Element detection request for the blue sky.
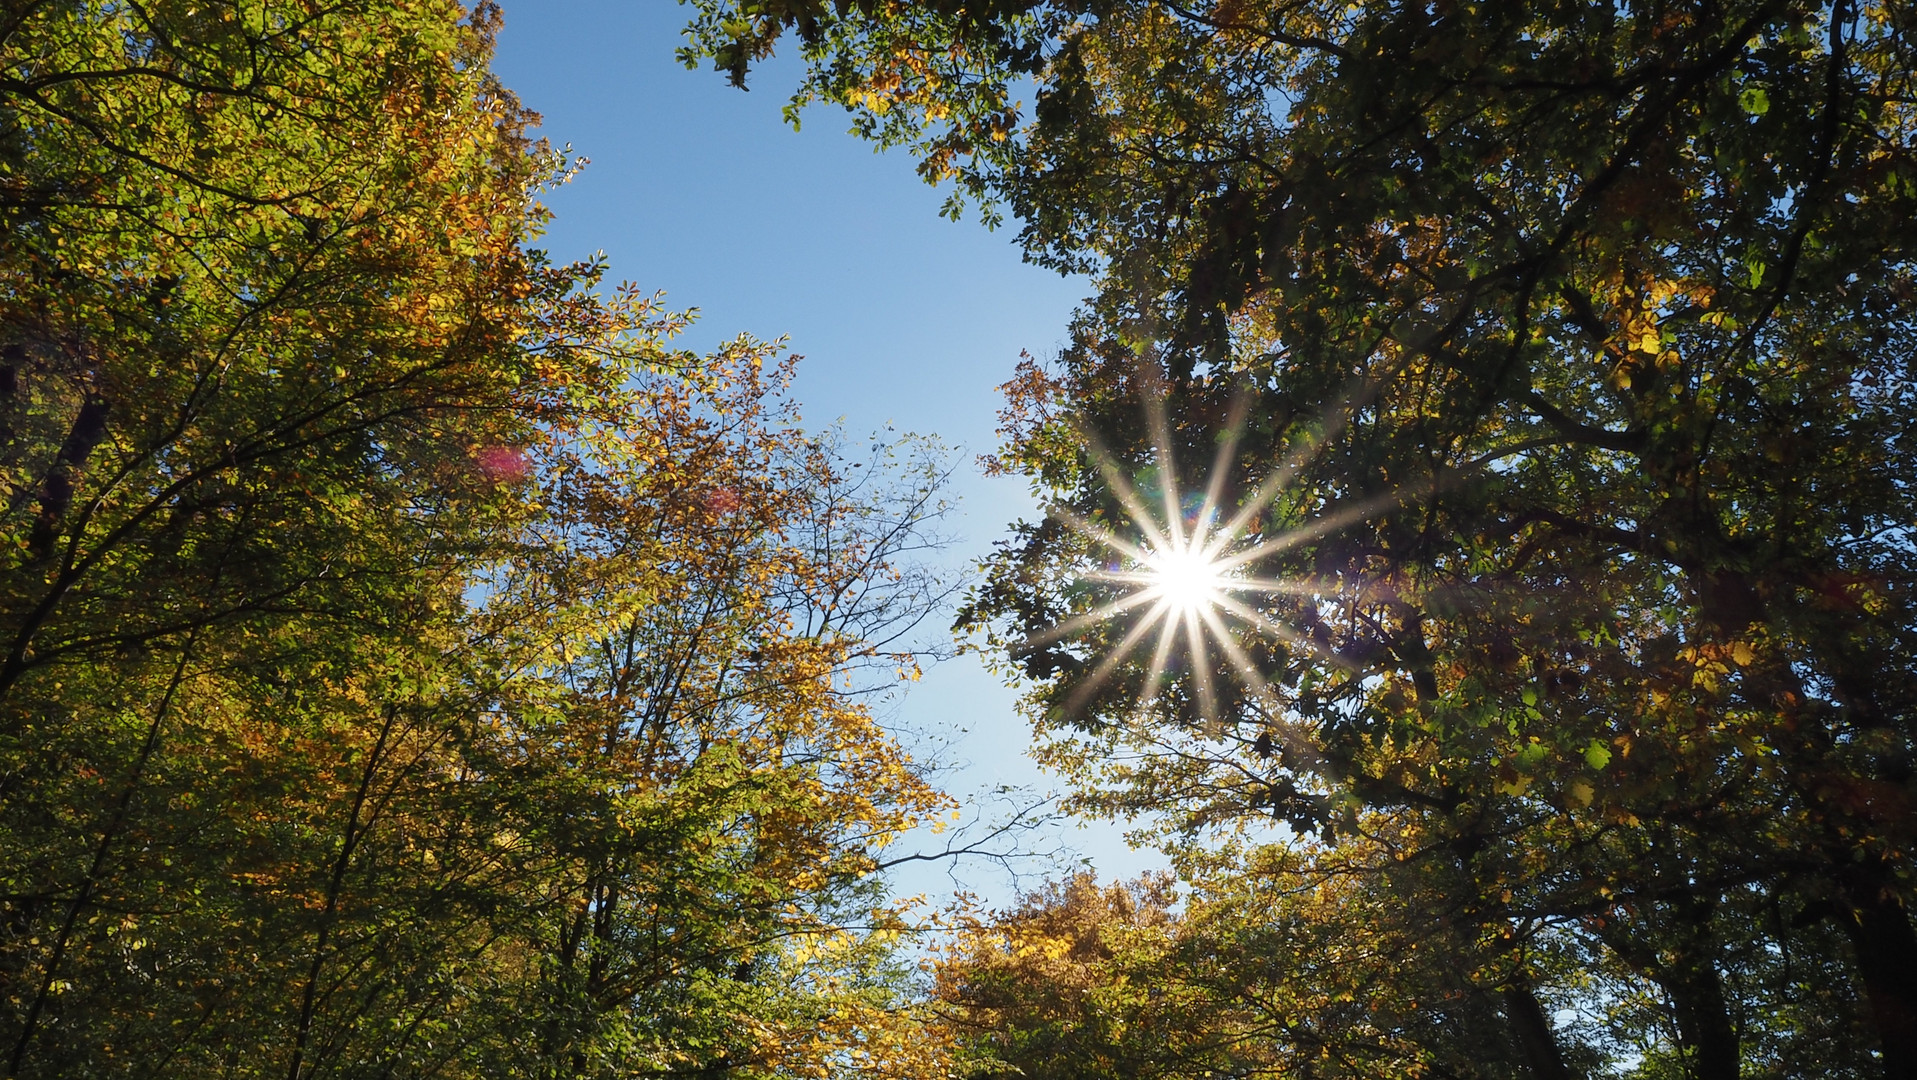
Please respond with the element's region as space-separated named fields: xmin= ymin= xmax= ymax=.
xmin=492 ymin=0 xmax=1164 ymax=899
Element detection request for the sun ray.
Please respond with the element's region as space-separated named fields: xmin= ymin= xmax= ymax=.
xmin=1214 ymin=575 xmax=1327 ymax=598
xmin=1133 ymin=608 xmax=1182 ymax=721
xmin=1083 ymin=570 xmax=1168 ymax=587
xmin=1195 ymin=604 xmax=1324 ymax=767
xmin=1195 ymin=388 xmax=1252 ymax=540
xmin=1021 ymin=587 xmax=1166 ymax=650
xmin=1195 ymin=603 xmax=1279 ymax=710
xmin=1182 ymin=599 xmax=1221 ymax=731
xmin=1210 ymin=484 xmax=1418 ymax=574
xmin=1201 ymin=380 xmax=1373 ymax=560
xmin=1140 ymin=367 xmax=1188 ymax=550
xmin=1211 ymin=592 xmax=1360 ymax=672
xmin=1048 ymin=501 xmax=1156 ymax=566
xmin=1061 ymin=594 xmax=1179 ymax=718
xmin=1078 ymin=424 xmax=1177 ymax=553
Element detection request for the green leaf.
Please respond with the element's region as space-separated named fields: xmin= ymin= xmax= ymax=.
xmin=1584 ymin=740 xmax=1613 ymax=771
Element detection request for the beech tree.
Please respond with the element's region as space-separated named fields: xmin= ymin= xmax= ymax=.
xmin=0 ymin=3 xmax=566 ymax=1070
xmin=0 ymin=3 xmax=959 ymax=1078
xmin=937 ymin=856 xmax=1875 ymax=1079
xmin=470 ymin=325 xmax=959 ymax=1080
xmin=684 ymin=0 xmax=1917 ymax=1075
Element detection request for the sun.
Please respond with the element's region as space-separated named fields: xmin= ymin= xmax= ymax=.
xmin=1143 ymin=542 xmax=1232 ymax=615
xmin=1023 ymin=377 xmax=1395 ymax=732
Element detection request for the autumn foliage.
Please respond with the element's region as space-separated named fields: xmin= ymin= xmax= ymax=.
xmin=0 ymin=3 xmax=954 ymax=1078
xmin=687 ymin=0 xmax=1917 ymax=1077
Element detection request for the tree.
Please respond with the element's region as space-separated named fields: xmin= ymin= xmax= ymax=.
xmin=931 ymin=873 xmax=1197 ymax=1080
xmin=469 ymin=324 xmax=961 ymax=1080
xmin=0 ymin=2 xmax=569 ymax=1071
xmin=938 ymin=848 xmax=1878 ymax=1080
xmin=0 ymin=3 xmax=964 ymax=1077
xmin=682 ymin=0 xmax=1917 ymax=1074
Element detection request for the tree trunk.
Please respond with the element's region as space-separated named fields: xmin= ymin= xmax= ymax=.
xmin=1840 ymin=883 xmax=1917 ymax=1080
xmin=25 ymin=395 xmax=107 ymax=561
xmin=1500 ymin=983 xmax=1572 ymax=1080
xmin=1666 ymin=952 xmax=1739 ymax=1080
xmin=1596 ymin=910 xmax=1741 ymax=1080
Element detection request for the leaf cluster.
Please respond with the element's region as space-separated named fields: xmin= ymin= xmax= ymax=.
xmin=683 ymin=0 xmax=1917 ymax=1075
xmin=0 ymin=4 xmax=963 ymax=1078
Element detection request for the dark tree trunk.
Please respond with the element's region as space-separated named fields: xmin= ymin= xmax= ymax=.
xmin=1839 ymin=883 xmax=1917 ymax=1080
xmin=1500 ymin=983 xmax=1572 ymax=1080
xmin=1667 ymin=953 xmax=1740 ymax=1080
xmin=26 ymin=394 xmax=107 ymax=560
xmin=0 ymin=343 xmax=20 ymax=455
xmin=1597 ymin=909 xmax=1741 ymax=1080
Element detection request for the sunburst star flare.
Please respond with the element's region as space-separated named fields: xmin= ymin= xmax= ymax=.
xmin=1143 ymin=542 xmax=1233 ymax=615
xmin=1029 ymin=380 xmax=1341 ymax=733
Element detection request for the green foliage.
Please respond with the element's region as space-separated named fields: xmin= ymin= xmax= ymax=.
xmin=0 ymin=3 xmax=955 ymax=1078
xmin=685 ymin=0 xmax=1917 ymax=1075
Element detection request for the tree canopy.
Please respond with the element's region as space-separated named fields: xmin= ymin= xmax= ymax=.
xmin=0 ymin=3 xmax=961 ymax=1077
xmin=682 ymin=0 xmax=1917 ymax=1076
xmin=9 ymin=0 xmax=1916 ymax=1073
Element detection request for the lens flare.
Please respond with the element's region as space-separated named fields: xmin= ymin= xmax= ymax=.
xmin=1143 ymin=542 xmax=1231 ymax=615
xmin=1024 ymin=375 xmax=1396 ymax=736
